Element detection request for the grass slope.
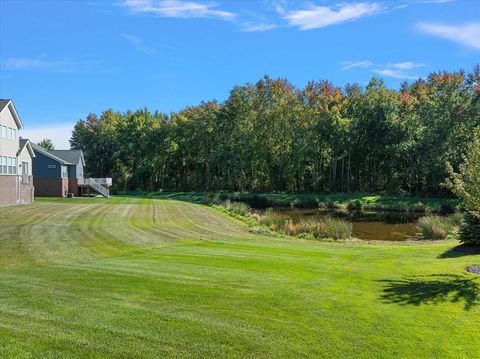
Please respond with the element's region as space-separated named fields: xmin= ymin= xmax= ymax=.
xmin=0 ymin=197 xmax=479 ymax=358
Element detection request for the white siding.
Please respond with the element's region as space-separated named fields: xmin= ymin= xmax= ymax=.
xmin=0 ymin=104 xmax=20 ymax=159
xmin=18 ymin=145 xmax=32 ymax=175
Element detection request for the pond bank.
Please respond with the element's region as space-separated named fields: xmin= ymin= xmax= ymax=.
xmin=122 ymin=191 xmax=460 ymax=214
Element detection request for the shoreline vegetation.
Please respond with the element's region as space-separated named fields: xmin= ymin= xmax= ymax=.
xmin=219 ymin=200 xmax=353 ymax=240
xmin=218 ymin=200 xmax=463 ymax=242
xmin=115 ymin=191 xmax=461 ymax=241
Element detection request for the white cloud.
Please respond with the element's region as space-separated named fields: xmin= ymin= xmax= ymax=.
xmin=342 ymin=60 xmax=426 ymax=79
xmin=240 ymin=22 xmax=276 ymax=32
xmin=1 ymin=56 xmax=102 ymax=73
xmin=373 ymin=68 xmax=418 ymax=79
xmin=341 ymin=60 xmax=374 ymax=70
xmin=22 ymin=123 xmax=76 ymax=150
xmin=118 ymin=0 xmax=235 ymax=20
xmin=417 ymin=22 xmax=480 ymax=50
xmin=282 ymin=2 xmax=381 ymax=30
xmin=389 ymin=61 xmax=425 ymax=70
xmin=121 ymin=33 xmax=155 ymax=55
xmin=417 ymin=0 xmax=454 ymax=3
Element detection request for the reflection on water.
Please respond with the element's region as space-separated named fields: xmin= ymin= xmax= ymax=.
xmin=265 ymin=208 xmax=423 ymax=241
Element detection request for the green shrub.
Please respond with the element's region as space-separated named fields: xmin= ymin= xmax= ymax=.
xmin=223 ymin=200 xmax=251 ymax=217
xmin=257 ymin=210 xmax=352 ymax=240
xmin=450 ymin=212 xmax=464 ymax=227
xmin=459 ymin=210 xmax=480 ymax=245
xmin=259 ymin=209 xmax=286 ymax=230
xmin=347 ymin=200 xmax=363 ymax=211
xmin=326 ymin=201 xmax=338 ymax=209
xmin=304 ymin=217 xmax=352 ymax=240
xmin=417 ymin=215 xmax=460 ymax=240
xmin=283 ymin=219 xmax=306 ymax=235
xmin=412 ymin=202 xmax=427 ymax=213
xmin=290 ymin=198 xmax=319 ymax=208
xmin=439 ymin=203 xmax=456 ymax=215
xmin=290 ymin=199 xmax=301 ymax=208
xmin=318 ymin=202 xmax=328 ymax=210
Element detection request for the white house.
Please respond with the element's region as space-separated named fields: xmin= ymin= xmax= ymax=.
xmin=0 ymin=99 xmax=35 ymax=206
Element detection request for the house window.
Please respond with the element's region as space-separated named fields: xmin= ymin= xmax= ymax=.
xmin=0 ymin=125 xmax=5 ymax=138
xmin=61 ymin=166 xmax=68 ymax=178
xmin=48 ymin=165 xmax=56 ymax=169
xmin=12 ymin=128 xmax=16 ymax=140
xmin=0 ymin=156 xmax=6 ymax=174
xmin=22 ymin=161 xmax=29 ymax=175
xmin=6 ymin=157 xmax=17 ymax=174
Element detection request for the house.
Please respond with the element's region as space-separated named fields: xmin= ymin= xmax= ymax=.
xmin=0 ymin=99 xmax=35 ymax=206
xmin=31 ymin=144 xmax=111 ymax=198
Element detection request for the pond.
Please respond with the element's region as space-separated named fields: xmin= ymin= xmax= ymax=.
xmin=260 ymin=208 xmax=424 ymax=241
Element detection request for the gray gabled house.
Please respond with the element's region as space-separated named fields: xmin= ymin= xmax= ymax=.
xmin=31 ymin=143 xmax=111 ymax=197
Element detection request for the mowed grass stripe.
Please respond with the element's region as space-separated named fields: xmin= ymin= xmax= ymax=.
xmin=0 ymin=197 xmax=479 ymax=358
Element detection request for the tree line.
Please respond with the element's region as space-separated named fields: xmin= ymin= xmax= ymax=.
xmin=70 ymin=66 xmax=480 ymax=195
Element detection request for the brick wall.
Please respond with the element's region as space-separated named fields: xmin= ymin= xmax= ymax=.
xmin=68 ymin=178 xmax=78 ymax=196
xmin=19 ymin=182 xmax=34 ymax=204
xmin=34 ymin=178 xmax=69 ymax=197
xmin=0 ymin=176 xmax=17 ymax=206
xmin=0 ymin=176 xmax=35 ymax=206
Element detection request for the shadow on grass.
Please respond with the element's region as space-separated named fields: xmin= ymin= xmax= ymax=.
xmin=378 ymin=274 xmax=479 ymax=310
xmin=438 ymin=244 xmax=480 ymax=259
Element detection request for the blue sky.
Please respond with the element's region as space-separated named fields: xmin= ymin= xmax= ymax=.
xmin=0 ymin=0 xmax=479 ymax=148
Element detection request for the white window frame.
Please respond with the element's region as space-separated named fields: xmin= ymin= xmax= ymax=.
xmin=1 ymin=156 xmax=6 ymax=174
xmin=22 ymin=161 xmax=29 ymax=175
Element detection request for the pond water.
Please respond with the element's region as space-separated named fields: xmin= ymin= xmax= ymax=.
xmin=262 ymin=208 xmax=424 ymax=241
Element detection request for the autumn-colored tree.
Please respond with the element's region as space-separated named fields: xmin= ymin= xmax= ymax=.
xmin=70 ymin=66 xmax=480 ymax=197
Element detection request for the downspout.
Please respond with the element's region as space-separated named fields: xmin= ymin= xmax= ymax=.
xmin=16 ymin=168 xmax=19 ymax=204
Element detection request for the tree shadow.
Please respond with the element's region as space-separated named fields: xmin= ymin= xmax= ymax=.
xmin=438 ymin=244 xmax=480 ymax=259
xmin=378 ymin=274 xmax=479 ymax=310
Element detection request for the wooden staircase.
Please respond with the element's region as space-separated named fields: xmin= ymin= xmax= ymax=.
xmin=85 ymin=178 xmax=110 ymax=198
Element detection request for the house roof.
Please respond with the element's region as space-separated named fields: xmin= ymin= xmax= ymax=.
xmin=49 ymin=150 xmax=85 ymax=166
xmin=0 ymin=99 xmax=9 ymax=111
xmin=0 ymin=99 xmax=24 ymax=129
xmin=31 ymin=143 xmax=69 ymax=165
xmin=18 ymin=138 xmax=36 ymax=158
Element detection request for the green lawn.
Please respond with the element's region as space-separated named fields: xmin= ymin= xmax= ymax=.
xmin=0 ymin=196 xmax=478 ymax=358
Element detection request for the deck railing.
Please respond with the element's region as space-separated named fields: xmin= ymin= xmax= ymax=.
xmin=85 ymin=178 xmax=110 ymax=198
xmin=77 ymin=177 xmax=111 ymax=198
xmin=77 ymin=177 xmax=112 ymax=187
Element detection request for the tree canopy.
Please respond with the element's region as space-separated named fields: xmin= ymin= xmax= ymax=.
xmin=38 ymin=138 xmax=54 ymax=150
xmin=71 ymin=66 xmax=480 ymax=195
